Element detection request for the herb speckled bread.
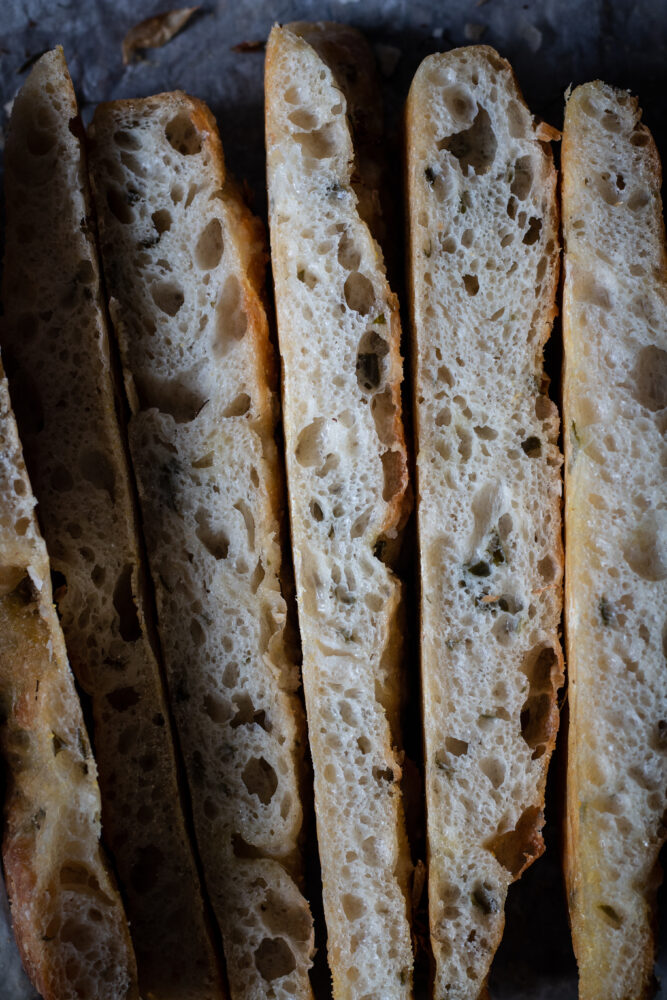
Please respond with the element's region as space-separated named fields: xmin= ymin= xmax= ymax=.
xmin=562 ymin=81 xmax=667 ymax=1000
xmin=88 ymin=91 xmax=314 ymax=1000
xmin=266 ymin=22 xmax=414 ymax=999
xmin=406 ymin=46 xmax=564 ymax=997
xmin=0 ymin=357 xmax=138 ymax=1000
xmin=0 ymin=47 xmax=225 ymax=1000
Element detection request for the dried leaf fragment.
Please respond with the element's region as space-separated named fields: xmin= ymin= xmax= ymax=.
xmin=122 ymin=7 xmax=199 ymax=65
xmin=231 ymin=39 xmax=266 ymax=53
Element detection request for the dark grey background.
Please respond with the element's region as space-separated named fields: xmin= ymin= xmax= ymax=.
xmin=1 ymin=1 xmax=666 ymax=998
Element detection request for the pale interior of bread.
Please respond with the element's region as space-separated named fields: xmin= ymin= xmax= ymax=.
xmin=0 ymin=46 xmax=224 ymax=1000
xmin=563 ymin=80 xmax=667 ymax=1000
xmin=407 ymin=46 xmax=564 ymax=997
xmin=88 ymin=92 xmax=314 ymax=1000
xmin=266 ymin=23 xmax=414 ymax=1000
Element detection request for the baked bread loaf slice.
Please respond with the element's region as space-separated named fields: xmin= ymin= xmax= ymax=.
xmin=406 ymin=46 xmax=564 ymax=996
xmin=0 ymin=356 xmax=138 ymax=1000
xmin=266 ymin=22 xmax=414 ymax=998
xmin=0 ymin=48 xmax=224 ymax=1000
xmin=562 ymin=82 xmax=667 ymax=1000
xmin=88 ymin=92 xmax=314 ymax=1000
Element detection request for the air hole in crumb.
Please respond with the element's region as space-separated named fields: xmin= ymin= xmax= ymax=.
xmin=295 ymin=418 xmax=326 ymax=467
xmin=135 ymin=370 xmax=206 ymax=423
xmin=203 ymin=693 xmax=231 ymax=725
xmin=622 ymin=514 xmax=667 ymax=581
xmin=344 ymin=272 xmax=375 ymax=315
xmin=474 ymin=425 xmax=497 ymax=440
xmin=598 ymin=903 xmax=623 ymax=928
xmin=112 ymin=565 xmax=141 ymax=642
xmin=288 ymin=108 xmax=318 ymax=130
xmin=537 ymin=555 xmax=556 ymax=582
xmin=114 ymin=130 xmax=141 ymax=151
xmin=480 ymin=757 xmax=505 ymax=789
xmin=151 ymin=281 xmax=184 ymax=316
xmin=195 ymin=217 xmax=224 ymax=270
xmin=356 ymin=330 xmax=388 ymax=391
xmin=520 ymin=645 xmax=558 ymax=755
xmin=192 ymin=451 xmax=214 ymax=469
xmin=578 ymin=273 xmax=612 ymax=309
xmin=445 ymin=736 xmax=468 ymax=756
xmin=222 ymin=393 xmax=251 ymax=417
xmin=195 ymin=508 xmax=229 ymax=560
xmin=242 ymin=756 xmax=278 ymax=804
xmin=342 ymin=894 xmax=366 ymax=921
xmin=254 ymin=937 xmax=296 ymax=982
xmin=522 ymin=217 xmax=542 ymax=246
xmin=165 ymin=112 xmax=202 ymax=155
xmin=440 ymin=84 xmax=476 ymax=123
xmin=338 ymin=232 xmax=362 ymax=270
xmin=214 ymin=274 xmax=247 ymax=354
xmin=521 ymin=436 xmax=541 ymax=457
xmin=510 ymin=155 xmax=533 ymax=200
xmin=295 ymin=125 xmax=335 ymax=159
xmin=310 ymin=500 xmax=324 ymax=522
xmin=487 ymin=804 xmax=542 ymax=877
xmin=463 ymin=274 xmax=479 ymax=296
xmin=151 ymin=209 xmax=171 ymax=234
xmin=438 ymin=107 xmax=497 ymax=176
xmin=630 ymin=346 xmax=667 ymax=412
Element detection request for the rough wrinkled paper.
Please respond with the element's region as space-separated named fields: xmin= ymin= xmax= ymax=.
xmin=1 ymin=1 xmax=665 ymax=998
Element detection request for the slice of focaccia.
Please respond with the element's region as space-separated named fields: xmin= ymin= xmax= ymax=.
xmin=406 ymin=46 xmax=564 ymax=997
xmin=562 ymin=82 xmax=667 ymax=1000
xmin=0 ymin=357 xmax=138 ymax=1000
xmin=88 ymin=92 xmax=314 ymax=1000
xmin=0 ymin=47 xmax=224 ymax=1000
xmin=266 ymin=22 xmax=414 ymax=999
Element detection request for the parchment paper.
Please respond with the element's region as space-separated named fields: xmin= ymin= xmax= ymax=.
xmin=1 ymin=2 xmax=666 ymax=998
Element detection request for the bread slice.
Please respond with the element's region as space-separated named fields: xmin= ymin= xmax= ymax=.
xmin=406 ymin=46 xmax=564 ymax=996
xmin=562 ymin=82 xmax=667 ymax=1000
xmin=0 ymin=355 xmax=138 ymax=1000
xmin=266 ymin=23 xmax=414 ymax=998
xmin=0 ymin=48 xmax=225 ymax=1000
xmin=87 ymin=92 xmax=314 ymax=999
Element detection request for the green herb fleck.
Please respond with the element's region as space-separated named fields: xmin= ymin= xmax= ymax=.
xmin=373 ymin=313 xmax=386 ymax=325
